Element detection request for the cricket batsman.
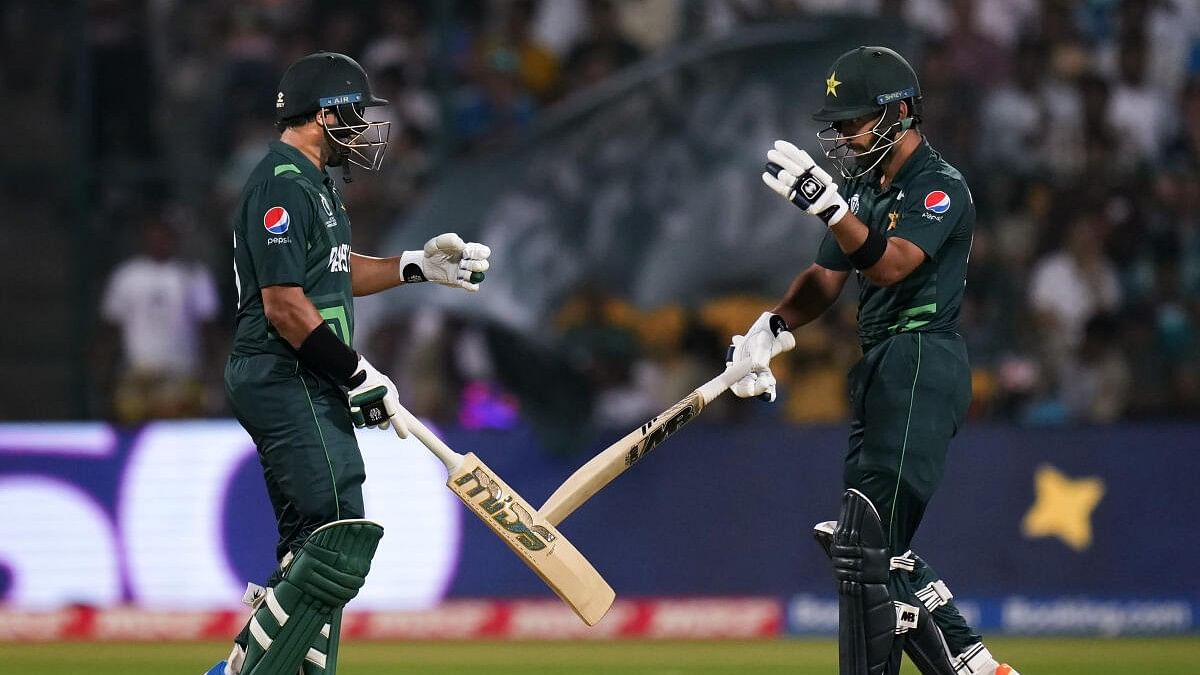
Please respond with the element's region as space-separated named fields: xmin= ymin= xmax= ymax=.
xmin=205 ymin=52 xmax=490 ymax=675
xmin=729 ymin=46 xmax=1019 ymax=675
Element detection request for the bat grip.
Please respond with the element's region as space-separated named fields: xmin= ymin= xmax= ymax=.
xmin=699 ymin=358 xmax=754 ymax=403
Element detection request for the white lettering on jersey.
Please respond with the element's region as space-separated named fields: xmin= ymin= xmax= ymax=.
xmin=328 ymin=244 xmax=350 ymax=273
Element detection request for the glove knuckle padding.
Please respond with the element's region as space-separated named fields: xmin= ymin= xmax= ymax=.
xmin=812 ymin=164 xmax=836 ymax=185
xmin=832 ymin=489 xmax=895 ymax=675
xmin=427 ymin=233 xmax=464 ymax=255
xmin=463 ymin=242 xmax=490 ymax=259
xmin=767 ymin=149 xmax=804 ymax=179
xmin=241 ymin=520 xmax=383 ymax=675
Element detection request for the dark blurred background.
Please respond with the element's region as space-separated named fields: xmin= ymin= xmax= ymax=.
xmin=3 ymin=0 xmax=1200 ymax=446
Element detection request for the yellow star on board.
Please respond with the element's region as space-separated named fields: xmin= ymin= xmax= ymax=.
xmin=1021 ymin=464 xmax=1105 ymax=551
xmin=826 ymin=72 xmax=842 ymax=97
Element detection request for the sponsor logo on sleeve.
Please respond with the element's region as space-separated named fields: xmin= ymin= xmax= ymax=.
xmin=924 ymin=191 xmax=951 ymax=214
xmin=264 ymin=206 xmax=290 ymax=234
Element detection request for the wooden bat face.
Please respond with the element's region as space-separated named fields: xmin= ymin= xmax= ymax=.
xmin=447 ymin=452 xmax=615 ymax=626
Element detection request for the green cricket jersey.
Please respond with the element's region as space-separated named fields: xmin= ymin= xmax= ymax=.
xmin=815 ymin=140 xmax=974 ymax=351
xmin=231 ymin=141 xmax=354 ymax=359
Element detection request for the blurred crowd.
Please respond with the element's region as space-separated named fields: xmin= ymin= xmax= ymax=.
xmin=7 ymin=0 xmax=1200 ymax=430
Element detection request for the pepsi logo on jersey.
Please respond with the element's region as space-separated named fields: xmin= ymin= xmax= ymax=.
xmin=924 ymin=191 xmax=951 ymax=214
xmin=263 ymin=206 xmax=290 ymax=234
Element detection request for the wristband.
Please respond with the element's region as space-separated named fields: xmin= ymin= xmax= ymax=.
xmin=297 ymin=324 xmax=358 ymax=384
xmin=847 ymin=226 xmax=887 ymax=270
xmin=768 ymin=313 xmax=789 ymax=336
xmin=399 ymin=251 xmax=427 ymax=283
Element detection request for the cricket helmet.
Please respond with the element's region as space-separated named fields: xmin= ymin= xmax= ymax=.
xmin=813 ymin=46 xmax=922 ymax=179
xmin=275 ymin=52 xmax=391 ymax=171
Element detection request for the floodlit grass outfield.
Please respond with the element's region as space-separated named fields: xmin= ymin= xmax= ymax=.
xmin=6 ymin=637 xmax=1199 ymax=674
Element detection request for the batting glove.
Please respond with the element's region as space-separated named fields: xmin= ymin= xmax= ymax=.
xmin=729 ymin=312 xmax=797 ymax=402
xmin=399 ymin=233 xmax=491 ymax=291
xmin=347 ymin=355 xmax=410 ymax=438
xmin=762 ymin=140 xmax=849 ymax=226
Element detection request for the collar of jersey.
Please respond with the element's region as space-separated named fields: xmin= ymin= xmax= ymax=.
xmin=269 ymin=140 xmax=331 ymax=186
xmin=887 ymin=139 xmax=934 ymax=190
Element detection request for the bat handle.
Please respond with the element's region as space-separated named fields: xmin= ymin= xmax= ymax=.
xmin=724 ymin=344 xmax=778 ymax=403
xmin=396 ymin=409 xmax=465 ymax=473
xmin=699 ymin=358 xmax=754 ymax=403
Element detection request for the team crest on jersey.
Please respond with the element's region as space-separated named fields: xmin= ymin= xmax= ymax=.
xmin=924 ymin=191 xmax=951 ymax=214
xmin=264 ymin=206 xmax=290 ymax=234
xmin=849 ymin=193 xmax=860 ymax=215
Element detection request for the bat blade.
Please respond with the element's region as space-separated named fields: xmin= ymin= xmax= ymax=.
xmin=448 ymin=452 xmax=615 ymax=625
xmin=538 ymin=355 xmax=776 ymax=526
xmin=539 ymin=389 xmax=708 ymax=526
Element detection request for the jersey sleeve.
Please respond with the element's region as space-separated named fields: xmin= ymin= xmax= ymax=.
xmin=814 ymin=228 xmax=852 ymax=271
xmin=242 ymin=178 xmax=314 ymax=287
xmin=888 ymin=175 xmax=971 ymax=260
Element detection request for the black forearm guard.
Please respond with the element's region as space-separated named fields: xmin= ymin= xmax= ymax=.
xmin=297 ymin=324 xmax=358 ymax=385
xmin=847 ymin=226 xmax=887 ymax=271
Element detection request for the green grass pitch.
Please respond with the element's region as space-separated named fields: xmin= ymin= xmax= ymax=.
xmin=7 ymin=637 xmax=1198 ymax=674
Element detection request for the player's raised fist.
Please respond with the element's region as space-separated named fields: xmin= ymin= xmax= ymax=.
xmin=400 ymin=232 xmax=491 ymax=291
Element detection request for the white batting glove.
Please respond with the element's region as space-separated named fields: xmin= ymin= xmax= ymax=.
xmin=346 ymin=355 xmax=410 ymax=438
xmin=399 ymin=232 xmax=491 ymax=291
xmin=762 ymin=140 xmax=849 ymax=226
xmin=728 ymin=312 xmax=797 ymax=402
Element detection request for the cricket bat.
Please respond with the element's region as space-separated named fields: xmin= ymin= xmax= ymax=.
xmin=538 ymin=358 xmax=756 ymax=526
xmin=397 ymin=409 xmax=615 ymax=626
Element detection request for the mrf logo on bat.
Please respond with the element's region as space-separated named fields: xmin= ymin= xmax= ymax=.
xmin=625 ymin=398 xmax=704 ymax=468
xmin=455 ymin=468 xmax=556 ymax=551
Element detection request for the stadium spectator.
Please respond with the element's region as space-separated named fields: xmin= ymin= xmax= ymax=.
xmin=1028 ymin=210 xmax=1123 ymax=375
xmin=1059 ymin=313 xmax=1131 ymax=423
xmin=94 ymin=217 xmax=221 ymax=423
xmin=475 ymin=0 xmax=562 ymax=103
xmin=456 ymin=47 xmax=538 ymax=151
xmin=563 ymin=0 xmax=643 ymax=93
xmin=980 ymin=38 xmax=1083 ymax=179
xmin=1108 ymin=33 xmax=1168 ymax=168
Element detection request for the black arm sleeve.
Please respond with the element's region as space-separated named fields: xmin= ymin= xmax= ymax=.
xmin=297 ymin=323 xmax=359 ymax=385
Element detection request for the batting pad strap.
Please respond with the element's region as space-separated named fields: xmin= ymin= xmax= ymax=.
xmin=889 ymin=550 xmax=916 ymax=572
xmin=915 ymin=579 xmax=954 ymax=612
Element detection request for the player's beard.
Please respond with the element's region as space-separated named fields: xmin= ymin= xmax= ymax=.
xmin=323 ymin=131 xmax=349 ymax=167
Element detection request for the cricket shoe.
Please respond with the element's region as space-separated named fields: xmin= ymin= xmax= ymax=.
xmin=202 ymin=661 xmax=227 ymax=675
xmin=995 ymin=664 xmax=1020 ymax=675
